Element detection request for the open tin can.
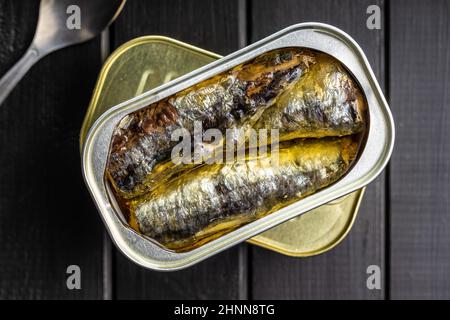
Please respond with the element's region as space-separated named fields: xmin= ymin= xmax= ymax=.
xmin=80 ymin=35 xmax=365 ymax=258
xmin=81 ymin=23 xmax=394 ymax=270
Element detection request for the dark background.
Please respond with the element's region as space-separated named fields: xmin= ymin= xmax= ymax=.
xmin=0 ymin=0 xmax=448 ymax=299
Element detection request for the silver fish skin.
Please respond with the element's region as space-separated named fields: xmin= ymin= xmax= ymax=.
xmin=132 ymin=137 xmax=357 ymax=250
xmin=107 ymin=48 xmax=316 ymax=198
xmin=254 ymin=54 xmax=367 ymax=140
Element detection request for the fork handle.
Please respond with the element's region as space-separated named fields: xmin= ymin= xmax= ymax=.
xmin=0 ymin=45 xmax=41 ymax=106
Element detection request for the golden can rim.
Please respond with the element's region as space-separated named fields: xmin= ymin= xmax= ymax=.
xmin=247 ymin=188 xmax=365 ymax=257
xmin=80 ymin=35 xmax=366 ymax=258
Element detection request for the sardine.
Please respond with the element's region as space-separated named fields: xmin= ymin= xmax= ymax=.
xmin=107 ymin=48 xmax=316 ymax=198
xmin=254 ymin=53 xmax=367 ymax=140
xmin=129 ymin=137 xmax=358 ymax=251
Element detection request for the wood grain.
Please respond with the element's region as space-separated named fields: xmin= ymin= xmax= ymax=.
xmin=249 ymin=0 xmax=386 ymax=299
xmin=0 ymin=0 xmax=104 ymax=299
xmin=389 ymin=0 xmax=450 ymax=299
xmin=112 ymin=0 xmax=246 ymax=299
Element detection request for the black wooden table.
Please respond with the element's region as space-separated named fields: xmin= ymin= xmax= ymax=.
xmin=0 ymin=0 xmax=449 ymax=300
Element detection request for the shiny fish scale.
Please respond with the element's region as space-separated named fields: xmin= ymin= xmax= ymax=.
xmin=134 ymin=138 xmax=354 ymax=247
xmin=172 ymin=75 xmax=242 ymax=131
xmin=254 ymin=54 xmax=366 ymax=139
xmin=110 ymin=123 xmax=179 ymax=189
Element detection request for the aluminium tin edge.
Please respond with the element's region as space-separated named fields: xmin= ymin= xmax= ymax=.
xmin=82 ymin=22 xmax=395 ymax=271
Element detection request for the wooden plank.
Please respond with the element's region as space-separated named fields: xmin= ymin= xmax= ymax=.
xmin=100 ymin=29 xmax=114 ymax=301
xmin=249 ymin=0 xmax=386 ymax=299
xmin=389 ymin=0 xmax=450 ymax=299
xmin=0 ymin=1 xmax=104 ymax=298
xmin=112 ymin=0 xmax=246 ymax=299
